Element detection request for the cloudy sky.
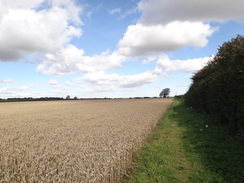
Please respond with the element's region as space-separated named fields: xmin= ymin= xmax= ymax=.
xmin=0 ymin=0 xmax=243 ymax=98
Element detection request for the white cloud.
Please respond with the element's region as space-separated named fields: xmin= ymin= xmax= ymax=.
xmin=0 ymin=89 xmax=31 ymax=98
xmin=0 ymin=0 xmax=221 ymax=78
xmin=50 ymin=84 xmax=67 ymax=91
xmin=156 ymin=55 xmax=214 ymax=73
xmin=37 ymin=45 xmax=126 ymax=75
xmin=65 ymin=81 xmax=72 ymax=86
xmin=1 ymin=79 xmax=12 ymax=83
xmin=142 ymin=56 xmax=157 ymax=64
xmin=121 ymin=71 xmax=158 ymax=88
xmin=1 ymin=0 xmax=44 ymax=9
xmin=37 ymin=19 xmax=215 ymax=75
xmin=51 ymin=0 xmax=83 ymax=25
xmin=83 ymin=85 xmax=115 ymax=94
xmin=0 ymin=0 xmax=82 ymax=61
xmin=1 ymin=0 xmax=83 ymax=24
xmin=118 ymin=22 xmax=216 ymax=56
xmin=109 ymin=8 xmax=121 ymax=15
xmin=48 ymin=82 xmax=68 ymax=95
xmin=0 ymin=86 xmax=29 ymax=97
xmin=47 ymin=79 xmax=70 ymax=95
xmin=48 ymin=79 xmax=58 ymax=85
xmin=138 ymin=0 xmax=244 ymax=25
xmin=86 ymin=3 xmax=102 ymax=19
xmin=0 ymin=87 xmax=10 ymax=95
xmin=75 ymin=71 xmax=158 ymax=90
xmin=118 ymin=7 xmax=138 ymax=19
xmin=14 ymin=86 xmax=29 ymax=91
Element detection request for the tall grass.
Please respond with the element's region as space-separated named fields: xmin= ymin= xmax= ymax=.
xmin=125 ymin=99 xmax=244 ymax=183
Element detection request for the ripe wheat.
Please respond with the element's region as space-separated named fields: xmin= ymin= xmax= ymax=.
xmin=0 ymin=98 xmax=172 ymax=182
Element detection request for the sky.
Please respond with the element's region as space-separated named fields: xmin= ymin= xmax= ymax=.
xmin=0 ymin=0 xmax=244 ymax=99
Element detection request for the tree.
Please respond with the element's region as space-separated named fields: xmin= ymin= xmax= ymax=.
xmin=66 ymin=95 xmax=71 ymax=100
xmin=159 ymin=88 xmax=170 ymax=98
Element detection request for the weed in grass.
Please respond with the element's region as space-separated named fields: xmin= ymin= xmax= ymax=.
xmin=175 ymin=101 xmax=244 ymax=183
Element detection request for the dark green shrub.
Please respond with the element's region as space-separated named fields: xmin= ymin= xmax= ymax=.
xmin=185 ymin=35 xmax=244 ymax=140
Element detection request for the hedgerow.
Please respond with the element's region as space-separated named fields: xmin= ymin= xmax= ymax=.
xmin=185 ymin=35 xmax=244 ymax=140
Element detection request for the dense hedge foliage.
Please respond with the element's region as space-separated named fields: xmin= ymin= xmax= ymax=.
xmin=185 ymin=35 xmax=244 ymax=140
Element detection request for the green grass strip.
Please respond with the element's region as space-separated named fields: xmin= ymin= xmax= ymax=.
xmin=124 ymin=99 xmax=244 ymax=183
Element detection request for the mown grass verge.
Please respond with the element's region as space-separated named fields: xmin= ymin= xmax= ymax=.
xmin=124 ymin=99 xmax=244 ymax=183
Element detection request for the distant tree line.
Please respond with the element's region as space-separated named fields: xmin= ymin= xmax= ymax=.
xmin=185 ymin=35 xmax=244 ymax=140
xmin=0 ymin=96 xmax=163 ymax=102
xmin=0 ymin=97 xmax=65 ymax=102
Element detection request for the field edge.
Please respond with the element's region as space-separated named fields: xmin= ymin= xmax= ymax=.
xmin=123 ymin=99 xmax=244 ymax=183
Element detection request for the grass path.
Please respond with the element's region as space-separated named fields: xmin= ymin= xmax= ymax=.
xmin=124 ymin=99 xmax=244 ymax=183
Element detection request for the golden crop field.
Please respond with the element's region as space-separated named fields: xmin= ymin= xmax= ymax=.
xmin=0 ymin=98 xmax=173 ymax=183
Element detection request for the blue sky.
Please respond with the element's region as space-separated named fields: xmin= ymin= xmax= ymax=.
xmin=0 ymin=0 xmax=244 ymax=98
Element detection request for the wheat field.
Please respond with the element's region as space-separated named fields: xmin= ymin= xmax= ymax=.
xmin=0 ymin=98 xmax=173 ymax=182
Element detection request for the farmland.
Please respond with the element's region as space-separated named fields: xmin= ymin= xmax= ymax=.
xmin=0 ymin=98 xmax=172 ymax=182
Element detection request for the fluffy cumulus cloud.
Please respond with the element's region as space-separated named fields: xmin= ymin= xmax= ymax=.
xmin=118 ymin=22 xmax=216 ymax=56
xmin=75 ymin=71 xmax=158 ymax=93
xmin=156 ymin=55 xmax=214 ymax=73
xmin=113 ymin=0 xmax=232 ymax=83
xmin=0 ymin=0 xmax=82 ymax=61
xmin=117 ymin=0 xmax=244 ymax=58
xmin=37 ymin=45 xmax=126 ymax=75
xmin=138 ymin=0 xmax=244 ymax=25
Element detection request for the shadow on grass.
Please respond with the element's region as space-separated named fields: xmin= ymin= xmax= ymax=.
xmin=172 ymin=101 xmax=244 ymax=183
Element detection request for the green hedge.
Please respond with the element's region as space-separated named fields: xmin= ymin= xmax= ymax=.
xmin=185 ymin=35 xmax=244 ymax=140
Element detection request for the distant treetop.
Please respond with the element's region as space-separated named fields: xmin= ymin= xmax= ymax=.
xmin=159 ymin=88 xmax=170 ymax=98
